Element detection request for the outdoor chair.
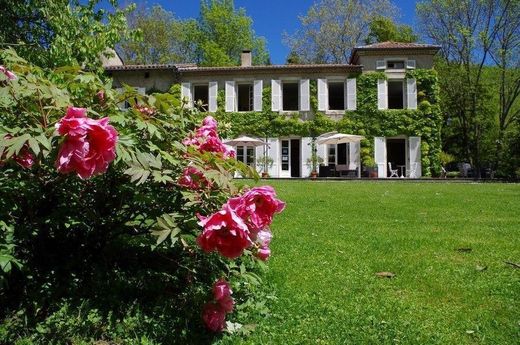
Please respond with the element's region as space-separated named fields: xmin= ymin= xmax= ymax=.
xmin=407 ymin=163 xmax=418 ymax=178
xmin=336 ymin=164 xmax=349 ymax=177
xmin=388 ymin=162 xmax=399 ymax=178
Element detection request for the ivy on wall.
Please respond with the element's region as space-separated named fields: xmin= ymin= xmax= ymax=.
xmin=172 ymin=69 xmax=443 ymax=176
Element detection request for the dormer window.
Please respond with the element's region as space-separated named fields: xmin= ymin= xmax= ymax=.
xmin=387 ymin=61 xmax=405 ymax=69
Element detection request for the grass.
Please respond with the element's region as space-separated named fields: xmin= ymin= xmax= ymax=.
xmin=224 ymin=181 xmax=520 ymax=345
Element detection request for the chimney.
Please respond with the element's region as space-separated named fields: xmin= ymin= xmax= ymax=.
xmin=241 ymin=50 xmax=252 ymax=67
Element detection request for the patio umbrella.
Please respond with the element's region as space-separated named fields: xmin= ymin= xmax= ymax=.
xmin=223 ymin=135 xmax=266 ymax=147
xmin=316 ymin=133 xmax=365 ymax=145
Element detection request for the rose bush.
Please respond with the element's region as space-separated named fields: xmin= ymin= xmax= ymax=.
xmin=0 ymin=49 xmax=284 ymax=344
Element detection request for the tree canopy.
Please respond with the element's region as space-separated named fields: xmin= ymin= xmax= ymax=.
xmin=283 ymin=0 xmax=398 ymax=64
xmin=118 ymin=0 xmax=269 ymax=66
xmin=0 ymin=0 xmax=136 ymax=70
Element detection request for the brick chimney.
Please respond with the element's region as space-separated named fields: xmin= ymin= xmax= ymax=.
xmin=241 ymin=50 xmax=252 ymax=67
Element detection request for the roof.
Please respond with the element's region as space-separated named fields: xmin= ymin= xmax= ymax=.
xmin=105 ymin=63 xmax=363 ymax=75
xmin=177 ymin=63 xmax=362 ymax=75
xmin=350 ymin=41 xmax=441 ymax=64
xmin=354 ymin=41 xmax=441 ymax=50
xmin=104 ymin=63 xmax=196 ymax=71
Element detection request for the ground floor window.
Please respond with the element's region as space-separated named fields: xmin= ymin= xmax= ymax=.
xmin=281 ymin=140 xmax=289 ymax=170
xmin=237 ymin=83 xmax=253 ymax=111
xmin=193 ymin=84 xmax=209 ymax=111
xmin=327 ymin=143 xmax=349 ymax=165
xmin=282 ymin=82 xmax=299 ymax=111
xmin=236 ymin=146 xmax=256 ymax=167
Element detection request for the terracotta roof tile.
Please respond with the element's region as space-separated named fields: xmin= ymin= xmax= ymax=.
xmin=354 ymin=41 xmax=441 ymax=50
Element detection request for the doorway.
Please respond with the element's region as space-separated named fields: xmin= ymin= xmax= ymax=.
xmin=386 ymin=138 xmax=406 ymax=177
xmin=290 ymin=139 xmax=301 ymax=177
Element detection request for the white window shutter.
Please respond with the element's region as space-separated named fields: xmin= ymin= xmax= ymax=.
xmin=268 ymin=138 xmax=278 ymax=177
xmin=374 ymin=137 xmax=387 ymax=178
xmin=225 ymin=81 xmax=236 ymax=112
xmin=376 ymin=60 xmax=386 ymax=70
xmin=208 ymin=81 xmax=218 ymax=112
xmin=377 ymin=79 xmax=387 ymax=110
xmin=181 ymin=82 xmax=192 ymax=108
xmin=301 ymin=137 xmax=313 ymax=177
xmin=271 ymin=80 xmax=281 ymax=111
xmin=407 ymin=78 xmax=417 ymax=110
xmin=253 ymin=80 xmax=263 ymax=112
xmin=349 ymin=141 xmax=361 ymax=177
xmin=346 ymin=78 xmax=357 ymax=110
xmin=299 ymin=79 xmax=310 ymax=111
xmin=409 ymin=136 xmax=422 ymax=177
xmin=317 ymin=78 xmax=328 ymax=111
xmin=406 ymin=59 xmax=416 ymax=69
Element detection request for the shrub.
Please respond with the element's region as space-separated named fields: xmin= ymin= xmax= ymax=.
xmin=0 ymin=49 xmax=284 ymax=344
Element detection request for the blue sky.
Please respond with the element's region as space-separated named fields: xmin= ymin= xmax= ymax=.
xmin=126 ymin=0 xmax=420 ymax=64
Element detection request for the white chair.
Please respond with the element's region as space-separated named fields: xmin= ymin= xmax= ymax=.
xmin=388 ymin=162 xmax=399 ymax=178
xmin=407 ymin=163 xmax=418 ymax=178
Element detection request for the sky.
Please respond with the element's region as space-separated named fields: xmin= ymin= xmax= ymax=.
xmin=123 ymin=0 xmax=420 ymax=64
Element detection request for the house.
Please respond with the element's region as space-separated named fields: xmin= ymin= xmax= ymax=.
xmin=105 ymin=42 xmax=441 ymax=178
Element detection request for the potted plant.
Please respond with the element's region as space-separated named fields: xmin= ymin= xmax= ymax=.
xmin=306 ymin=155 xmax=324 ymax=179
xmin=361 ymin=148 xmax=377 ymax=178
xmin=306 ymin=137 xmax=323 ymax=179
xmin=256 ymin=156 xmax=274 ymax=178
xmin=439 ymin=151 xmax=455 ymax=178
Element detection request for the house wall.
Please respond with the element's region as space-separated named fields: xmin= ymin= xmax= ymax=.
xmin=109 ymin=70 xmax=176 ymax=92
xmin=359 ymin=54 xmax=434 ymax=72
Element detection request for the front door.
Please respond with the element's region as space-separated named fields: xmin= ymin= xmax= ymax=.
xmin=290 ymin=139 xmax=300 ymax=177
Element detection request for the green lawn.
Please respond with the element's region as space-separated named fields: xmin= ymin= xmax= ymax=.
xmin=225 ymin=181 xmax=520 ymax=344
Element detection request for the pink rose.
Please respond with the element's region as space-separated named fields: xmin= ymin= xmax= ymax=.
xmin=202 ymin=303 xmax=226 ymax=332
xmin=256 ymin=246 xmax=271 ymax=261
xmin=13 ymin=148 xmax=35 ymax=168
xmin=178 ymin=166 xmax=211 ymax=190
xmin=0 ymin=66 xmax=17 ymax=81
xmin=228 ymin=186 xmax=285 ymax=233
xmin=213 ymin=279 xmax=232 ymax=301
xmin=256 ymin=229 xmax=272 ymax=247
xmin=1 ymin=135 xmax=35 ymax=169
xmin=197 ymin=204 xmax=252 ymax=259
xmin=56 ymin=107 xmax=118 ymax=179
xmin=183 ymin=116 xmax=234 ymax=158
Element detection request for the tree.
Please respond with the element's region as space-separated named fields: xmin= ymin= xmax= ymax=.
xmin=197 ymin=0 xmax=269 ymax=66
xmin=118 ymin=5 xmax=198 ymax=64
xmin=417 ymin=0 xmax=519 ymax=176
xmin=365 ymin=16 xmax=418 ymax=44
xmin=284 ymin=0 xmax=397 ymax=64
xmin=118 ymin=1 xmax=269 ymax=66
xmin=0 ymin=0 xmax=136 ymax=70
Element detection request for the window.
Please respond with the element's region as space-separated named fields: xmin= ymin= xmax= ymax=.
xmin=387 ymin=61 xmax=405 ymax=69
xmin=328 ymin=143 xmax=349 ymax=165
xmin=237 ymin=84 xmax=253 ymax=111
xmin=328 ymin=81 xmax=345 ymax=110
xmin=193 ymin=84 xmax=209 ymax=111
xmin=388 ymin=81 xmax=404 ymax=109
xmin=281 ymin=140 xmax=289 ymax=171
xmin=236 ymin=146 xmax=256 ymax=167
xmin=327 ymin=145 xmax=336 ymax=165
xmin=282 ymin=82 xmax=299 ymax=111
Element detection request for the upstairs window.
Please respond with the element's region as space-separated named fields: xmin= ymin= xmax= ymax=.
xmin=193 ymin=84 xmax=209 ymax=111
xmin=237 ymin=83 xmax=254 ymax=112
xmin=387 ymin=61 xmax=405 ymax=69
xmin=328 ymin=81 xmax=345 ymax=110
xmin=388 ymin=80 xmax=404 ymax=109
xmin=282 ymin=82 xmax=299 ymax=111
